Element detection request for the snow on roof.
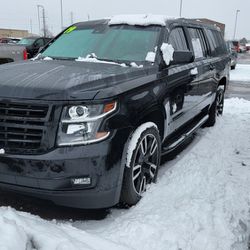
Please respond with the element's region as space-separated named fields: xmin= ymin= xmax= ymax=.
xmin=108 ymin=14 xmax=176 ymax=27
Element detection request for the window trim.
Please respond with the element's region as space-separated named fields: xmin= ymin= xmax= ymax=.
xmin=167 ymin=26 xmax=190 ymax=52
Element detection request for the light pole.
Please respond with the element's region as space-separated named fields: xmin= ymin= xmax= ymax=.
xmin=233 ymin=9 xmax=240 ymax=40
xmin=37 ymin=5 xmax=41 ymax=35
xmin=60 ymin=0 xmax=64 ymax=30
xmin=179 ymin=0 xmax=183 ymax=17
xmin=37 ymin=5 xmax=46 ymax=37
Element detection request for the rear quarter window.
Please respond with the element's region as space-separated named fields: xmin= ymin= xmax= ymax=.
xmin=205 ymin=29 xmax=227 ymax=56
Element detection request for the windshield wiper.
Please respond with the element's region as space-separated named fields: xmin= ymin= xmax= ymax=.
xmin=85 ymin=53 xmax=132 ymax=67
xmin=48 ymin=56 xmax=76 ymax=61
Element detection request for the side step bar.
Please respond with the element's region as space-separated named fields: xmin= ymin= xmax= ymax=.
xmin=163 ymin=115 xmax=209 ymax=153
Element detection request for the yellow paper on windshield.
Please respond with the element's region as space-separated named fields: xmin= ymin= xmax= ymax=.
xmin=64 ymin=26 xmax=77 ymax=34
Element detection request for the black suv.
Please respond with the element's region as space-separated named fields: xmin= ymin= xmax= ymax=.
xmin=17 ymin=37 xmax=52 ymax=58
xmin=0 ymin=15 xmax=230 ymax=209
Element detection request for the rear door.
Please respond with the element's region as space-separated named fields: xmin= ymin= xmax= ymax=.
xmin=186 ymin=26 xmax=216 ymax=111
xmin=203 ymin=29 xmax=228 ymax=106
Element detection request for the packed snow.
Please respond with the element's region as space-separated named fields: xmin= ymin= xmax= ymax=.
xmin=161 ymin=43 xmax=175 ymax=65
xmin=145 ymin=51 xmax=156 ymax=63
xmin=108 ymin=14 xmax=175 ymax=26
xmin=0 ymin=98 xmax=249 ymax=249
xmin=230 ymin=64 xmax=250 ymax=82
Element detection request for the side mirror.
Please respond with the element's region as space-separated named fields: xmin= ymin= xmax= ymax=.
xmin=172 ymin=51 xmax=194 ymax=65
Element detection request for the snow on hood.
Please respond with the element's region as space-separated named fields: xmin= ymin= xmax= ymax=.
xmin=108 ymin=14 xmax=176 ymax=26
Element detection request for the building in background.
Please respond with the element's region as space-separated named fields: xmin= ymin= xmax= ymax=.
xmin=0 ymin=28 xmax=29 ymax=38
xmin=192 ymin=18 xmax=225 ymax=37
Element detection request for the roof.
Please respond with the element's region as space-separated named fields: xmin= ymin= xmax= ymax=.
xmin=108 ymin=14 xmax=177 ymax=26
xmin=73 ymin=15 xmax=222 ymax=32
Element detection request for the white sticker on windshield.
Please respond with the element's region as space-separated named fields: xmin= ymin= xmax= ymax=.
xmin=145 ymin=51 xmax=156 ymax=62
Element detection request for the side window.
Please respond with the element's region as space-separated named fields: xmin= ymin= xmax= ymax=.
xmin=188 ymin=28 xmax=207 ymax=59
xmin=35 ymin=39 xmax=44 ymax=47
xmin=205 ymin=29 xmax=226 ymax=56
xmin=168 ymin=27 xmax=189 ymax=51
xmin=206 ymin=29 xmax=216 ymax=56
xmin=213 ymin=30 xmax=227 ymax=55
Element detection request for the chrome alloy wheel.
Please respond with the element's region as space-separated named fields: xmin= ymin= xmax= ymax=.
xmin=132 ymin=134 xmax=159 ymax=195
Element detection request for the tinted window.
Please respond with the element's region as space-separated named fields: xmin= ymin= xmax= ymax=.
xmin=188 ymin=28 xmax=207 ymax=59
xmin=168 ymin=27 xmax=189 ymax=51
xmin=18 ymin=38 xmax=36 ymax=46
xmin=205 ymin=29 xmax=227 ymax=56
xmin=213 ymin=30 xmax=227 ymax=54
xmin=35 ymin=39 xmax=44 ymax=47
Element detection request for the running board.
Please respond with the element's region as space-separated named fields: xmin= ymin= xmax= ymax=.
xmin=163 ymin=115 xmax=209 ymax=153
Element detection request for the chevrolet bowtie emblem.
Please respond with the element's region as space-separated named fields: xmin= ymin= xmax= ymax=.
xmin=0 ymin=149 xmax=5 ymax=155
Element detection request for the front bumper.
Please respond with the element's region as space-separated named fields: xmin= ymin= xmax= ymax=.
xmin=0 ymin=129 xmax=131 ymax=209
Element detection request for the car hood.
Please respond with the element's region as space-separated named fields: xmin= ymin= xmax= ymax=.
xmin=0 ymin=60 xmax=157 ymax=101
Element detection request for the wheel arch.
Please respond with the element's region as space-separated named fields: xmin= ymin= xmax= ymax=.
xmin=136 ymin=107 xmax=165 ymax=140
xmin=218 ymin=76 xmax=227 ymax=91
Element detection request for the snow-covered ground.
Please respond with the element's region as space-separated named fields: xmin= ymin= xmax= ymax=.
xmin=0 ymin=97 xmax=250 ymax=250
xmin=230 ymin=64 xmax=250 ymax=82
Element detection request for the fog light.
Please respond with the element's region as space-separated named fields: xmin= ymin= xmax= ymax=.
xmin=72 ymin=177 xmax=91 ymax=185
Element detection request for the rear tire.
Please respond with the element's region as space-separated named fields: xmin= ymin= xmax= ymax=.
xmin=204 ymin=87 xmax=224 ymax=127
xmin=120 ymin=124 xmax=161 ymax=206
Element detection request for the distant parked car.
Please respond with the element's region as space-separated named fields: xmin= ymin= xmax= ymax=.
xmin=239 ymin=44 xmax=247 ymax=53
xmin=246 ymin=43 xmax=250 ymax=51
xmin=0 ymin=43 xmax=27 ymax=64
xmin=232 ymin=40 xmax=240 ymax=53
xmin=17 ymin=37 xmax=52 ymax=58
xmin=226 ymin=41 xmax=237 ymax=70
xmin=0 ymin=37 xmax=20 ymax=44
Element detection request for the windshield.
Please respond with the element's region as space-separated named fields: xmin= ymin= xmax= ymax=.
xmin=41 ymin=24 xmax=161 ymax=63
xmin=18 ymin=38 xmax=36 ymax=45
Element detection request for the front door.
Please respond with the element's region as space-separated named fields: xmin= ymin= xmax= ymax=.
xmin=161 ymin=26 xmax=200 ymax=136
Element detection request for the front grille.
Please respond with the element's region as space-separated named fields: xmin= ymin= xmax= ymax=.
xmin=0 ymin=101 xmax=51 ymax=154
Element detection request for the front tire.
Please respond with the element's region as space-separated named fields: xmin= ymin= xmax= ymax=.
xmin=204 ymin=87 xmax=224 ymax=127
xmin=120 ymin=124 xmax=161 ymax=206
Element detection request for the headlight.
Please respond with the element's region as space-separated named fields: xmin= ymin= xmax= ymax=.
xmin=57 ymin=101 xmax=117 ymax=146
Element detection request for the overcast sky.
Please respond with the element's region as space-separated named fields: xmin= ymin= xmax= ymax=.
xmin=0 ymin=0 xmax=249 ymax=39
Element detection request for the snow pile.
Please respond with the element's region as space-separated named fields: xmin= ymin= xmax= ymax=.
xmin=161 ymin=43 xmax=174 ymax=65
xmin=230 ymin=64 xmax=250 ymax=82
xmin=76 ymin=98 xmax=250 ymax=250
xmin=0 ymin=98 xmax=250 ymax=249
xmin=0 ymin=207 xmax=129 ymax=250
xmin=109 ymin=14 xmax=175 ymax=26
